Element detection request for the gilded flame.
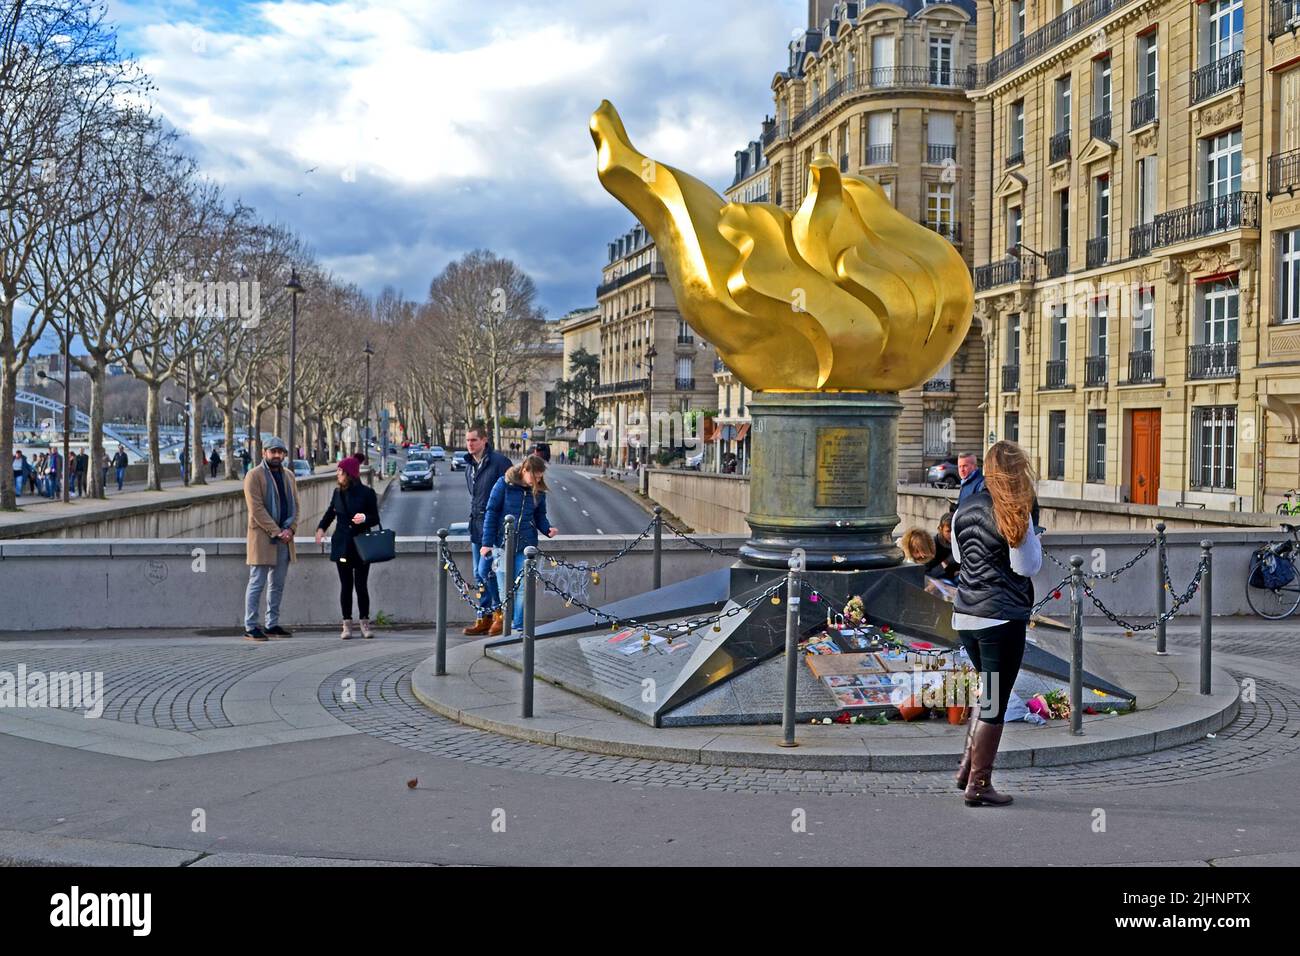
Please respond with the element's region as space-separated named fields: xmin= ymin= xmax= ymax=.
xmin=590 ymin=100 xmax=973 ymax=392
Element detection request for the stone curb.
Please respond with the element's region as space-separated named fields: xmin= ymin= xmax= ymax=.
xmin=411 ymin=637 xmax=1241 ymax=772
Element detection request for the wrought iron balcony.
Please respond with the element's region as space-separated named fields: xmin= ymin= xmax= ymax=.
xmin=1090 ymin=112 xmax=1112 ymax=142
xmin=1086 ymin=236 xmax=1109 ymax=270
xmin=1130 ymin=89 xmax=1157 ymax=130
xmin=1049 ymin=131 xmax=1071 ymax=164
xmin=927 ymin=143 xmax=958 ymax=164
xmin=675 ymin=377 xmax=696 ymax=390
xmin=975 ymin=0 xmax=1129 ymax=89
xmin=1152 ymin=191 xmax=1259 ymax=248
xmin=1188 ymin=342 xmax=1239 ymax=380
xmin=975 ymin=257 xmax=1027 ymax=291
xmin=788 ymin=67 xmax=976 ymax=136
xmin=1130 ymin=222 xmax=1154 ymax=258
xmin=1006 ymin=149 xmax=1024 ymax=168
xmin=594 ymin=377 xmax=650 ymax=396
xmin=1269 ymin=147 xmax=1300 ymax=198
xmin=596 ymin=261 xmax=666 ymax=297
xmin=676 ymin=333 xmax=694 ymax=345
xmin=1046 ymin=246 xmax=1068 ymax=278
xmin=1191 ymin=50 xmax=1243 ymax=105
xmin=923 ymin=378 xmax=954 ymax=393
xmin=1128 ymin=349 xmax=1154 ymax=383
xmin=924 ymin=220 xmax=962 ymax=243
xmin=1001 ymin=364 xmax=1020 ymax=392
xmin=762 ymin=121 xmax=789 ymax=147
xmin=1084 ymin=354 xmax=1108 ymax=387
xmin=1272 ymin=0 xmax=1300 ymax=40
xmin=1044 ymin=359 xmax=1068 ymax=389
xmin=865 ymin=144 xmax=894 ymax=165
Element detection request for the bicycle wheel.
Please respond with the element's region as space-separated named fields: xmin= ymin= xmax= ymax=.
xmin=1246 ymin=558 xmax=1300 ymax=619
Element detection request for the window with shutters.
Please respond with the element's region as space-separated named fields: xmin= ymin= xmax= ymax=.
xmin=923 ymin=409 xmax=952 ymax=458
xmin=1048 ymin=412 xmax=1067 ymax=480
xmin=872 ymin=35 xmax=894 ymax=86
xmin=1004 ymin=411 xmax=1019 ymax=444
xmin=1138 ymin=32 xmax=1158 ymax=96
xmin=1190 ymin=405 xmax=1236 ymax=490
xmin=1136 ymin=156 xmax=1157 ymax=224
xmin=1087 ymin=411 xmax=1106 ymax=483
xmin=1280 ymin=69 xmax=1300 ymax=154
xmin=1055 ymin=75 xmax=1071 ymax=135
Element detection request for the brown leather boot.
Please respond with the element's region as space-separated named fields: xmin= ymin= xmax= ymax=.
xmin=486 ymin=610 xmax=504 ymax=637
xmin=964 ymin=721 xmax=1014 ymax=807
xmin=463 ymin=616 xmax=491 ymax=636
xmin=955 ymin=706 xmax=980 ymax=790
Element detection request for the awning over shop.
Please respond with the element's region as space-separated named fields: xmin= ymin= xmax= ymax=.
xmin=735 ymin=422 xmax=751 ymax=442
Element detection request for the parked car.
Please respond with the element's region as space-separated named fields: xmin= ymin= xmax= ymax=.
xmin=450 ymin=450 xmax=470 ymax=471
xmin=291 ymin=459 xmax=312 ymax=478
xmin=429 ymin=445 xmax=446 ymax=461
xmin=926 ymin=459 xmax=959 ymax=488
xmin=400 ymin=460 xmax=434 ymax=491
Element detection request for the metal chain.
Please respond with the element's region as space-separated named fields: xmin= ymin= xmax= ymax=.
xmin=1031 ymin=575 xmax=1074 ymax=615
xmin=664 ymin=523 xmax=741 ymax=557
xmin=1079 ymin=555 xmax=1209 ymax=632
xmin=442 ymin=555 xmax=527 ymax=614
xmin=544 ymin=516 xmax=657 ymax=572
xmin=1045 ymin=535 xmax=1158 ymax=581
xmin=529 ymin=567 xmax=787 ymax=636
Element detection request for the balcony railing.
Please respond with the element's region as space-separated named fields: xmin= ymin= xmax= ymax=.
xmin=1130 ymin=89 xmax=1158 ymax=130
xmin=1001 ymin=364 xmax=1020 ymax=392
xmin=1049 ymin=131 xmax=1071 ymax=164
xmin=677 ymin=333 xmax=694 ymax=345
xmin=596 ymin=261 xmax=666 ymax=297
xmin=1046 ymin=246 xmax=1068 ymax=278
xmin=975 ymin=257 xmax=1027 ymax=291
xmin=675 ymin=377 xmax=696 ymax=390
xmin=1191 ymin=50 xmax=1244 ymax=105
xmin=865 ymin=144 xmax=894 ymax=165
xmin=1084 ymin=354 xmax=1108 ymax=387
xmin=1045 ymin=359 xmax=1068 ymax=389
xmin=762 ymin=121 xmax=789 ymax=147
xmin=788 ymin=67 xmax=976 ymax=135
xmin=974 ymin=0 xmax=1130 ymax=88
xmin=1271 ymin=0 xmax=1300 ymax=40
xmin=927 ymin=143 xmax=958 ymax=164
xmin=924 ymin=219 xmax=962 ymax=243
xmin=1130 ymin=222 xmax=1154 ymax=258
xmin=1128 ymin=349 xmax=1154 ymax=383
xmin=1086 ymin=236 xmax=1109 ymax=270
xmin=1152 ymin=191 xmax=1259 ymax=248
xmin=1006 ymin=149 xmax=1024 ymax=168
xmin=1090 ymin=112 xmax=1112 ymax=142
xmin=1269 ymin=147 xmax=1300 ymax=198
xmin=922 ymin=378 xmax=954 ymax=392
xmin=595 ymin=377 xmax=650 ymax=396
xmin=713 ymin=357 xmax=726 ymax=374
xmin=1188 ymin=342 xmax=1239 ymax=380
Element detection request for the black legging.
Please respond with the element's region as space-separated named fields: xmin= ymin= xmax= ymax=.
xmin=957 ymin=619 xmax=1027 ymax=726
xmin=337 ymin=559 xmax=371 ymax=619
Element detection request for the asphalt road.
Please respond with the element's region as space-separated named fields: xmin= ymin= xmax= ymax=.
xmin=380 ymin=458 xmax=652 ymax=537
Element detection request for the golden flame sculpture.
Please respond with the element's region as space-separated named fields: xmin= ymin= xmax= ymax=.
xmin=590 ymin=101 xmax=973 ymax=392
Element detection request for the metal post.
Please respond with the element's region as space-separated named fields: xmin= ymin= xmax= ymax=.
xmin=1154 ymin=521 xmax=1168 ymax=655
xmin=1069 ymin=555 xmax=1085 ymax=736
xmin=1200 ymin=539 xmax=1213 ymax=696
xmin=522 ymin=546 xmax=538 ymax=718
xmin=780 ymin=554 xmax=802 ymax=748
xmin=435 ymin=529 xmax=449 ymax=676
xmin=502 ymin=514 xmax=517 ymax=639
xmin=653 ymin=506 xmax=663 ymax=590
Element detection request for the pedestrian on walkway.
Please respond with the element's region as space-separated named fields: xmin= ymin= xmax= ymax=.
xmin=97 ymin=447 xmax=109 ymax=495
xmin=481 ymin=454 xmax=557 ymax=635
xmin=461 ymin=423 xmax=512 ymax=637
xmin=74 ymin=448 xmax=88 ymax=497
xmin=315 ymin=456 xmax=381 ymax=640
xmin=210 ymin=446 xmax=222 ymax=479
xmin=242 ymin=437 xmax=299 ymax=642
xmin=238 ymin=445 xmax=251 ymax=476
xmin=950 ymin=440 xmax=1042 ymax=808
xmin=112 ymin=446 xmax=129 ymax=491
xmin=12 ymin=450 xmax=25 ymax=497
xmin=950 ymin=451 xmax=986 ymax=513
xmin=46 ymin=448 xmax=60 ymax=498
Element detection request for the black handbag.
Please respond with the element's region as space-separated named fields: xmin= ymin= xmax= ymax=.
xmin=344 ymin=488 xmax=395 ymax=563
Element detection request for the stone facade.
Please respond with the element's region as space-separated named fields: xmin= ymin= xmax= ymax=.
xmin=971 ymin=0 xmax=1300 ymax=512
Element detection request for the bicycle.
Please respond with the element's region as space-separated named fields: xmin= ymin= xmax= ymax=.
xmin=1277 ymin=489 xmax=1300 ymax=516
xmin=1245 ymin=523 xmax=1300 ymax=620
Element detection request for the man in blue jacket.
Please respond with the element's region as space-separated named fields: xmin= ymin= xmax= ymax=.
xmin=953 ymin=451 xmax=986 ymax=512
xmin=462 ymin=423 xmax=512 ymax=635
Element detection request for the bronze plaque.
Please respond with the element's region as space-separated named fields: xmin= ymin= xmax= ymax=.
xmin=815 ymin=427 xmax=869 ymax=508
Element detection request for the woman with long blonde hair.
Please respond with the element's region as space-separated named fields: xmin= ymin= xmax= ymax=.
xmin=480 ymin=454 xmax=558 ymax=635
xmin=948 ymin=441 xmax=1042 ymax=807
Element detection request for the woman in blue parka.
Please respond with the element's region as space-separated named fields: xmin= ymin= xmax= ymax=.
xmin=480 ymin=454 xmax=557 ymax=631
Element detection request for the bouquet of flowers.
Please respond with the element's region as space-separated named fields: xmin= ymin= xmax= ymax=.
xmin=1029 ymin=689 xmax=1071 ymax=720
xmin=843 ymin=596 xmax=865 ymax=626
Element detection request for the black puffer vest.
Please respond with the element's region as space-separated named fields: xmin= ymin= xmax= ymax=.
xmin=953 ymin=490 xmax=1035 ymax=621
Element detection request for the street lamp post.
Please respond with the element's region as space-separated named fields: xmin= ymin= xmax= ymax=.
xmin=642 ymin=344 xmax=657 ymax=469
xmin=164 ymin=396 xmax=191 ymax=486
xmin=285 ymin=269 xmax=305 ymax=459
xmin=363 ymin=340 xmax=374 ymax=458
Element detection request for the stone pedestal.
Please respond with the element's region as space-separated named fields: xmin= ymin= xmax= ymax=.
xmin=740 ymin=391 xmax=905 ymax=570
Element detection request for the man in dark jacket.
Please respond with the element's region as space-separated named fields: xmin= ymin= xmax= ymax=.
xmin=952 ymin=451 xmax=985 ymax=512
xmin=74 ymin=448 xmax=89 ymax=497
xmin=462 ymin=423 xmax=512 ymax=635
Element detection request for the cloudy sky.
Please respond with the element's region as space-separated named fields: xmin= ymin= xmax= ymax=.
xmin=105 ymin=0 xmax=805 ymax=318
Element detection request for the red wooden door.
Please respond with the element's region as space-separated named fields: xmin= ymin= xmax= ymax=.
xmin=1131 ymin=410 xmax=1161 ymax=505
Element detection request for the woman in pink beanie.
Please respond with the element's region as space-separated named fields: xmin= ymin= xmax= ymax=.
xmin=315 ymin=455 xmax=381 ymax=638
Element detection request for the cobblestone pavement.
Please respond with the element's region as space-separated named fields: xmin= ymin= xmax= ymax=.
xmin=318 ymin=647 xmax=1300 ymax=796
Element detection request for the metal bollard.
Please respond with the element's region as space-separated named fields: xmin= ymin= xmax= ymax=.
xmin=1154 ymin=522 xmax=1168 ymax=656
xmin=502 ymin=514 xmax=516 ymax=639
xmin=1200 ymin=539 xmax=1213 ymax=695
xmin=435 ymin=528 xmax=449 ymax=676
xmin=780 ymin=554 xmax=802 ymax=748
xmin=653 ymin=506 xmax=663 ymax=591
xmin=522 ymin=546 xmax=538 ymax=718
xmin=1069 ymin=555 xmax=1085 ymax=737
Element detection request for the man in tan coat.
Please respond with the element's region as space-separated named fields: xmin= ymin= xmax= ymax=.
xmin=243 ymin=437 xmax=300 ymax=641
